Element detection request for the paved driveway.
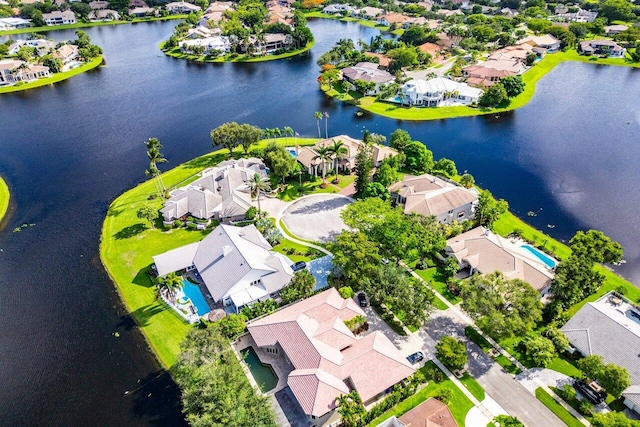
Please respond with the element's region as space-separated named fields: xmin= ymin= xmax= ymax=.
xmin=281 ymin=194 xmax=352 ymax=243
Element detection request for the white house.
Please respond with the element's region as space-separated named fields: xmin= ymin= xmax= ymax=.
xmin=322 ymin=3 xmax=354 ymax=14
xmin=0 ymin=59 xmax=50 ymax=87
xmin=165 ymin=1 xmax=201 ymax=14
xmin=53 ymin=44 xmax=80 ymax=68
xmin=43 ymin=10 xmax=77 ymax=25
xmin=8 ymin=39 xmax=55 ymax=56
xmin=399 ymin=78 xmax=483 ymax=107
xmin=89 ymin=9 xmax=121 ymax=21
xmin=0 ymin=17 xmax=32 ymax=30
xmin=180 ymin=35 xmax=231 ymax=54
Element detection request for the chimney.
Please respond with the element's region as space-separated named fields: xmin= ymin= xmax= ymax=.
xmin=222 ymin=245 xmax=233 ymax=256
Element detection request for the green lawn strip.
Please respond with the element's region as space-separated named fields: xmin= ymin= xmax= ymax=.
xmin=0 ymin=15 xmax=188 ymax=35
xmin=415 ymin=267 xmax=460 ymax=305
xmin=368 ymin=361 xmax=474 ymax=426
xmin=161 ymin=40 xmax=314 ymax=63
xmin=0 ymin=56 xmax=102 ymax=94
xmin=464 ymin=327 xmax=522 ymax=375
xmin=549 ymin=386 xmax=593 ymax=422
xmin=0 ymin=176 xmax=9 ymax=223
xmin=323 ymin=50 xmax=640 ymax=121
xmin=535 ymin=387 xmax=584 ymax=427
xmin=547 ymin=355 xmax=583 ymax=379
xmin=304 ymin=11 xmax=391 ymax=31
xmin=331 ymin=173 xmax=355 ymax=189
xmin=459 ymin=372 xmax=485 ymax=401
xmin=271 ymin=238 xmax=323 ymax=263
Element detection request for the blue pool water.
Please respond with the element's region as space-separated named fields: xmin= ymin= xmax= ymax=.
xmin=520 ymin=245 xmax=556 ymax=268
xmin=182 ymin=280 xmax=211 ymax=316
xmin=287 ymin=149 xmax=297 ymax=158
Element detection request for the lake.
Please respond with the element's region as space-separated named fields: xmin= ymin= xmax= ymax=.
xmin=0 ymin=18 xmax=639 ymax=425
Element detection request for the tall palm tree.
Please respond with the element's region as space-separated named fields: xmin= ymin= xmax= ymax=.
xmin=145 ymin=138 xmax=167 ymax=196
xmin=247 ymin=173 xmax=271 ymax=213
xmin=328 ymin=139 xmax=348 ymax=182
xmin=156 ymin=272 xmax=183 ymax=303
xmin=323 ymin=112 xmax=329 ymax=138
xmin=283 ymin=126 xmax=294 ymax=144
xmin=312 ymin=146 xmax=332 ymax=186
xmin=314 ymin=111 xmax=323 ymax=138
xmin=273 ymin=127 xmax=282 ymax=141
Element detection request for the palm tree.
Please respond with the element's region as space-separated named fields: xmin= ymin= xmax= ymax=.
xmin=312 ymin=146 xmax=332 ymax=186
xmin=328 ymin=139 xmax=347 ymax=182
xmin=273 ymin=127 xmax=282 ymax=141
xmin=323 ymin=112 xmax=329 ymax=138
xmin=156 ymin=272 xmax=183 ymax=303
xmin=283 ymin=126 xmax=294 ymax=144
xmin=336 ymin=391 xmax=365 ymax=427
xmin=145 ymin=138 xmax=167 ymax=197
xmin=314 ymin=111 xmax=323 ymax=138
xmin=247 ymin=173 xmax=271 ymax=213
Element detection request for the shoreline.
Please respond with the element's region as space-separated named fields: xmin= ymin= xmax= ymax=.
xmin=323 ymin=50 xmax=640 ymax=121
xmin=0 ymin=176 xmax=9 ymax=224
xmin=160 ymin=40 xmax=315 ymax=63
xmin=0 ymin=56 xmax=103 ymax=94
xmin=0 ymin=15 xmax=187 ymax=36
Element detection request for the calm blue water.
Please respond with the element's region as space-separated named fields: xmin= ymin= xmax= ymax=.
xmin=182 ymin=280 xmax=210 ymax=316
xmin=520 ymin=245 xmax=557 ymax=268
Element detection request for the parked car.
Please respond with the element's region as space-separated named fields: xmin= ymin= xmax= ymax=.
xmin=381 ymin=257 xmax=390 ymax=265
xmin=291 ymin=261 xmax=307 ymax=272
xmin=574 ymin=380 xmax=605 ymax=404
xmin=407 ymin=351 xmax=425 ymax=364
xmin=357 ymin=292 xmax=368 ymax=307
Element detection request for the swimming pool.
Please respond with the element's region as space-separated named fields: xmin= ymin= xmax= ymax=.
xmin=520 ymin=245 xmax=557 ymax=268
xmin=181 ymin=279 xmax=211 ymax=316
xmin=241 ymin=347 xmax=278 ymax=392
xmin=287 ymin=149 xmax=297 ymax=158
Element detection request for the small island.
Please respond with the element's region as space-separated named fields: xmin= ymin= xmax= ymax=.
xmin=0 ymin=30 xmax=103 ymax=93
xmin=0 ymin=176 xmax=9 ymax=223
xmin=161 ymin=2 xmax=314 ymax=63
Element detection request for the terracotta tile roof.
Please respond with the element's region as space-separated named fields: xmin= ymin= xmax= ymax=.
xmin=418 ymin=42 xmax=443 ymax=56
xmin=365 ymin=52 xmax=391 ymax=68
xmin=398 ymin=398 xmax=458 ymax=427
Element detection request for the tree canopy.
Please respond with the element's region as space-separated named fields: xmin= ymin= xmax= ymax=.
xmin=436 ymin=336 xmax=468 ymax=370
xmin=403 ymin=141 xmax=434 ymax=174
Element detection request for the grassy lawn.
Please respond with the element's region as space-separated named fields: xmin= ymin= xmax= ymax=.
xmin=0 ymin=15 xmax=188 ymax=35
xmin=100 ymin=138 xmax=316 ymax=368
xmin=415 ymin=267 xmax=460 ymax=305
xmin=0 ymin=176 xmax=9 ymax=223
xmin=547 ymin=355 xmax=583 ymax=379
xmin=0 ymin=57 xmax=102 ymax=94
xmin=459 ymin=372 xmax=485 ymax=401
xmin=368 ymin=361 xmax=475 ymax=426
xmin=271 ymin=238 xmax=323 ymax=263
xmin=161 ymin=41 xmax=314 ymax=63
xmin=275 ymin=177 xmax=341 ymax=202
xmin=322 ymin=50 xmax=640 ymax=121
xmin=464 ymin=327 xmax=522 ymax=375
xmin=535 ymin=387 xmax=584 ymax=427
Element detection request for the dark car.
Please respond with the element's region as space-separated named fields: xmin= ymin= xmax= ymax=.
xmin=291 ymin=261 xmax=307 ymax=272
xmin=574 ymin=380 xmax=605 ymax=404
xmin=407 ymin=351 xmax=425 ymax=364
xmin=357 ymin=292 xmax=368 ymax=307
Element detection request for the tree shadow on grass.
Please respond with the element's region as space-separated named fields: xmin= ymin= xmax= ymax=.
xmin=128 ymin=303 xmax=167 ymax=327
xmin=114 ymin=223 xmax=147 ymax=240
xmin=133 ymin=266 xmax=155 ymax=289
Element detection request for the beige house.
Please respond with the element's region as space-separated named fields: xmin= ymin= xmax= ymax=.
xmin=247 ymin=288 xmax=415 ymax=426
xmin=43 ymin=10 xmax=76 ymax=26
xmin=517 ymin=34 xmax=561 ymax=53
xmin=390 ymin=174 xmax=478 ymax=223
xmin=0 ymin=59 xmax=50 ymax=87
xmin=445 ymin=227 xmax=556 ymax=295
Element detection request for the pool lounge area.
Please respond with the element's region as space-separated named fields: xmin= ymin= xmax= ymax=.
xmin=519 ymin=244 xmax=557 ymax=269
xmin=181 ymin=279 xmax=211 ymax=316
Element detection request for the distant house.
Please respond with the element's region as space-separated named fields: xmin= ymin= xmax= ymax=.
xmin=398 ymin=78 xmax=483 ymax=107
xmin=165 ymin=1 xmax=201 ymax=14
xmin=180 ymin=35 xmax=231 ymax=54
xmin=128 ymin=0 xmax=148 ymax=7
xmin=0 ymin=59 xmax=50 ymax=87
xmin=554 ymin=8 xmax=598 ymax=22
xmin=561 ymin=292 xmax=640 ymax=414
xmin=489 ymin=44 xmax=538 ymax=62
xmin=445 ymin=227 xmax=555 ymax=295
xmin=341 ymin=62 xmax=394 ymax=95
xmin=463 ymin=65 xmax=515 ymax=87
xmin=199 ymin=11 xmax=225 ymax=26
xmin=247 ymin=33 xmax=292 ymax=54
xmin=517 ymin=34 xmax=561 ymax=53
xmin=8 ymin=39 xmax=55 ymax=56
xmin=500 ymin=7 xmax=518 ymax=16
xmin=377 ymin=13 xmax=409 ymax=26
xmin=153 ymin=224 xmax=294 ymax=311
xmin=296 ymin=135 xmax=397 ymax=176
xmin=579 ymin=39 xmax=625 ymax=57
xmin=435 ymin=32 xmax=456 ymax=49
xmin=378 ymin=398 xmax=458 ymax=427
xmin=43 ymin=10 xmax=76 ymax=26
xmin=89 ymin=9 xmax=120 ymax=21
xmin=390 ymin=173 xmax=478 ymax=223
xmin=402 ymin=17 xmax=427 ymax=28
xmin=206 ymin=0 xmax=234 ymax=12
xmin=322 ymin=3 xmax=354 ymax=14
xmin=418 ymin=41 xmax=445 ymax=62
xmin=353 ymin=6 xmax=384 ymax=20
xmin=160 ymin=158 xmax=265 ymax=224
xmin=89 ymin=0 xmax=109 ymax=9
xmin=53 ymin=44 xmax=79 ymax=67
xmin=129 ymin=6 xmax=155 ymax=16
xmin=438 ymin=9 xmax=464 ymax=18
xmin=247 ymin=287 xmax=415 ymax=426
xmin=0 ymin=18 xmax=32 ymax=30
xmin=604 ymin=24 xmax=628 ymax=35
xmin=185 ymin=26 xmax=220 ymax=39
xmin=364 ymin=51 xmax=391 ymax=68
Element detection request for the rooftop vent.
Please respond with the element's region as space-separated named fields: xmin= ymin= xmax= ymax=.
xmin=222 ymin=245 xmax=233 ymax=256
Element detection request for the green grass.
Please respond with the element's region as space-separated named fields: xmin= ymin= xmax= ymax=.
xmin=459 ymin=372 xmax=485 ymax=401
xmin=368 ymin=361 xmax=475 ymax=426
xmin=100 ymin=138 xmax=314 ymax=368
xmin=535 ymin=387 xmax=584 ymax=427
xmin=547 ymin=355 xmax=583 ymax=379
xmin=464 ymin=327 xmax=522 ymax=375
xmin=415 ymin=267 xmax=460 ymax=304
xmin=323 ymin=50 xmax=640 ymax=121
xmin=271 ymin=238 xmax=322 ymax=263
xmin=161 ymin=40 xmax=315 ymax=63
xmin=304 ymin=11 xmax=391 ymax=31
xmin=0 ymin=56 xmax=102 ymax=94
xmin=0 ymin=15 xmax=188 ymax=35
xmin=275 ymin=177 xmax=341 ymax=202
xmin=0 ymin=176 xmax=9 ymax=223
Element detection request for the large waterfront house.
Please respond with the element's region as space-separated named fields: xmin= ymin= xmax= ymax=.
xmin=153 ymin=224 xmax=294 ymax=311
xmin=244 ymin=33 xmax=292 ymax=54
xmin=398 ymin=78 xmax=483 ymax=107
xmin=180 ymin=36 xmax=231 ymax=54
xmin=43 ymin=10 xmax=77 ymax=26
xmin=390 ymin=174 xmax=479 ymax=223
xmin=579 ymin=40 xmax=625 ymax=57
xmin=554 ymin=7 xmax=598 ymax=22
xmin=0 ymin=17 xmax=31 ymax=30
xmin=247 ymin=288 xmax=415 ymax=426
xmin=378 ymin=398 xmax=458 ymax=427
xmin=160 ymin=157 xmax=266 ymax=225
xmin=322 ymin=3 xmax=355 ymax=14
xmin=53 ymin=44 xmax=80 ymax=68
xmin=445 ymin=227 xmax=556 ymax=295
xmin=463 ymin=60 xmax=522 ymax=87
xmin=296 ymin=135 xmax=397 ymax=176
xmin=517 ymin=34 xmax=561 ymax=53
xmin=341 ymin=62 xmax=395 ymax=95
xmin=166 ymin=1 xmax=201 ymax=13
xmin=561 ymin=292 xmax=640 ymax=414
xmin=352 ymin=6 xmax=384 ymax=19
xmin=0 ymin=59 xmax=50 ymax=87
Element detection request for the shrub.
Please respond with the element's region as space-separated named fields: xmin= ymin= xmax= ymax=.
xmin=615 ymin=285 xmax=627 ymax=296
xmin=245 ymin=206 xmax=257 ymax=220
xmin=522 ymin=335 xmax=556 ymax=367
xmin=559 ymin=384 xmax=576 ymax=402
xmin=173 ymin=220 xmax=183 ymax=227
xmin=434 ymin=388 xmax=453 ymax=405
xmin=338 ymin=286 xmax=355 ymax=299
xmin=579 ymin=400 xmax=594 ymax=416
xmin=436 ymin=336 xmax=468 ymax=371
xmin=217 ymin=313 xmax=247 ymax=339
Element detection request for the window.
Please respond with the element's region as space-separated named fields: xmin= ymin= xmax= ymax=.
xmin=457 ymin=211 xmax=465 ymax=219
xmin=266 ymin=347 xmax=278 ymax=355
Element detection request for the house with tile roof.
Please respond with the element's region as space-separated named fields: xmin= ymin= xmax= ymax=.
xmin=0 ymin=59 xmax=50 ymax=87
xmin=43 ymin=10 xmax=76 ymax=25
xmin=341 ymin=62 xmax=395 ymax=95
xmin=561 ymin=292 xmax=640 ymax=414
xmin=247 ymin=287 xmax=415 ymax=426
xmin=153 ymin=224 xmax=294 ymax=311
xmin=377 ymin=398 xmax=458 ymax=427
xmin=445 ymin=227 xmax=555 ymax=294
xmin=517 ymin=34 xmax=561 ymax=53
xmin=160 ymin=157 xmax=265 ymax=225
xmin=463 ymin=63 xmax=517 ymax=87
xmin=390 ymin=173 xmax=478 ymax=223
xmin=579 ymin=39 xmax=625 ymax=57
xmin=165 ymin=1 xmax=201 ymax=14
xmin=377 ymin=13 xmax=409 ymax=26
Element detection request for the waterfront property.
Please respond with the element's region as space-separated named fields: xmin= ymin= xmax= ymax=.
xmin=377 ymin=398 xmax=458 ymax=427
xmin=180 ymin=35 xmax=231 ymax=55
xmin=517 ymin=34 xmax=561 ymax=53
xmin=579 ymin=40 xmax=626 ymax=58
xmin=561 ymin=292 xmax=640 ymax=414
xmin=0 ymin=17 xmax=31 ymax=31
xmin=160 ymin=157 xmax=266 ymax=225
xmin=0 ymin=59 xmax=51 ymax=87
xmin=341 ymin=62 xmax=394 ymax=95
xmin=322 ymin=3 xmax=355 ymax=14
xmin=389 ymin=173 xmax=479 ymax=223
xmin=445 ymin=227 xmax=555 ymax=295
xmin=152 ymin=224 xmax=294 ymax=313
xmin=165 ymin=1 xmax=201 ymax=14
xmin=397 ymin=78 xmax=483 ymax=107
xmin=88 ymin=9 xmax=121 ymax=22
xmin=43 ymin=10 xmax=77 ymax=26
xmin=247 ymin=288 xmax=415 ymax=426
xmin=463 ymin=63 xmax=518 ymax=87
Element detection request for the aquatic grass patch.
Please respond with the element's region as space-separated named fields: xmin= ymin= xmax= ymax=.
xmin=0 ymin=57 xmax=103 ymax=94
xmin=0 ymin=176 xmax=9 ymax=223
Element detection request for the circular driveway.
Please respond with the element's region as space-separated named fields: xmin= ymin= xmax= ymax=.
xmin=281 ymin=194 xmax=352 ymax=243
